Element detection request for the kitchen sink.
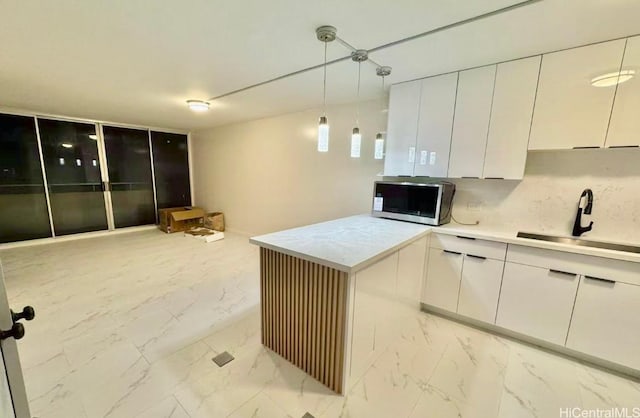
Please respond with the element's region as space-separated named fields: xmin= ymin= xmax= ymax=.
xmin=516 ymin=232 xmax=640 ymax=254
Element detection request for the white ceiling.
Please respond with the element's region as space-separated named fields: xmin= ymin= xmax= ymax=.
xmin=1 ymin=0 xmax=639 ymax=131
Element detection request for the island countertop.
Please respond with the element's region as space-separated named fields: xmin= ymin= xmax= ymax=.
xmin=250 ymin=214 xmax=640 ymax=271
xmin=249 ymin=214 xmax=430 ymax=273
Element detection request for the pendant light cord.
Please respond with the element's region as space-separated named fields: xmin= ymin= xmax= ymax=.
xmin=323 ymin=41 xmax=327 ymax=116
xmin=380 ymin=75 xmax=385 ymax=132
xmin=356 ymin=61 xmax=361 ymax=126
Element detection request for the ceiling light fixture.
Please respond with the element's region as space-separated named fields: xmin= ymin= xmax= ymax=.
xmin=61 ymin=143 xmax=73 ymax=148
xmin=187 ymin=100 xmax=210 ymax=112
xmin=88 ymin=134 xmax=97 ymax=140
xmin=590 ymin=70 xmax=635 ymax=87
xmin=350 ymin=50 xmax=368 ymax=158
xmin=375 ymin=66 xmax=391 ymax=160
xmin=316 ymin=26 xmax=336 ymax=153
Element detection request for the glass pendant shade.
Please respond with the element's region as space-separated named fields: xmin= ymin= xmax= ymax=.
xmin=374 ymin=132 xmax=384 ymax=160
xmin=350 ymin=127 xmax=361 ymax=158
xmin=318 ymin=116 xmax=329 ymax=152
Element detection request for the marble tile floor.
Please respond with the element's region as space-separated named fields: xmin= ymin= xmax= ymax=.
xmin=1 ymin=230 xmax=639 ymax=418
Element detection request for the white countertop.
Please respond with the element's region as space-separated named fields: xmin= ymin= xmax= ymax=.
xmin=250 ymin=214 xmax=640 ymax=272
xmin=249 ymin=215 xmax=430 ymax=273
xmin=432 ymin=224 xmax=640 ymax=264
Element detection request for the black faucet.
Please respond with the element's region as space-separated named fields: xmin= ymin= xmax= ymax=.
xmin=572 ymin=189 xmax=594 ymax=237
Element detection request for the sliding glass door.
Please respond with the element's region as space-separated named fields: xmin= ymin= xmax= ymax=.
xmin=0 ymin=115 xmax=51 ymax=243
xmin=102 ymin=126 xmax=155 ymax=228
xmin=0 ymin=112 xmax=192 ymax=244
xmin=38 ymin=119 xmax=108 ymax=236
xmin=151 ymin=131 xmax=191 ymax=209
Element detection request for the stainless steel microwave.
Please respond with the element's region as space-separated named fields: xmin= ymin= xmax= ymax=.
xmin=371 ymin=181 xmax=455 ymax=226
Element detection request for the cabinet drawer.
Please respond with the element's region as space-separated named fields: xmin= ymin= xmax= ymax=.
xmin=507 ymin=245 xmax=640 ymax=286
xmin=431 ymin=233 xmax=507 ymax=260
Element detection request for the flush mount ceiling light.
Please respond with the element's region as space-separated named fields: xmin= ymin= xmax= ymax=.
xmin=590 ymin=70 xmax=635 ymax=87
xmin=316 ymin=25 xmax=336 ymax=153
xmin=186 ymin=100 xmax=210 ymax=112
xmin=61 ymin=143 xmax=73 ymax=148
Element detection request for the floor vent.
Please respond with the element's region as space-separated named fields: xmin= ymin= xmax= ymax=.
xmin=212 ymin=351 xmax=234 ymax=367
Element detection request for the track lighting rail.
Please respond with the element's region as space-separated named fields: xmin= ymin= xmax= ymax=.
xmin=206 ymin=0 xmax=542 ymax=102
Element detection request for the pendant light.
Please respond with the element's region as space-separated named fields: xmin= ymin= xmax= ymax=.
xmin=374 ymin=66 xmax=391 ymax=160
xmin=351 ymin=50 xmax=368 ymax=158
xmin=316 ymin=26 xmax=336 ymax=152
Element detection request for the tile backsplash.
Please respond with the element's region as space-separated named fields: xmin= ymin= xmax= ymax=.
xmin=447 ymin=148 xmax=640 ymax=242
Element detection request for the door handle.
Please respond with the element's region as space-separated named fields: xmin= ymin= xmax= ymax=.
xmin=585 ymin=275 xmax=615 ymax=285
xmin=549 ymin=269 xmax=577 ymax=277
xmin=0 ymin=323 xmax=25 ymax=341
xmin=11 ymin=306 xmax=35 ymax=323
xmin=443 ymin=250 xmax=462 ymax=255
xmin=466 ymin=254 xmax=487 ymax=260
xmin=456 ymin=235 xmax=476 ymax=240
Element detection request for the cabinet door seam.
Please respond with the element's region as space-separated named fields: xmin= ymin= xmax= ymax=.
xmin=603 ymin=38 xmax=629 ymax=148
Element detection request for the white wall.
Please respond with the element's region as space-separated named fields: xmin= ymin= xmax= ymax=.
xmin=193 ymin=101 xmax=640 ymax=243
xmin=442 ymin=148 xmax=640 ymax=243
xmin=191 ymin=100 xmax=386 ymax=235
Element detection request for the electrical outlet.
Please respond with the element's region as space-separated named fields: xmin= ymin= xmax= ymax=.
xmin=467 ymin=201 xmax=482 ymax=212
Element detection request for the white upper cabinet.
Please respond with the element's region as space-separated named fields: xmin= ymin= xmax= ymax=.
xmin=383 ymin=80 xmax=421 ymax=176
xmin=529 ymin=39 xmax=626 ymax=150
xmin=448 ymin=65 xmax=497 ymax=178
xmin=483 ymin=56 xmax=541 ymax=179
xmin=414 ymin=73 xmax=458 ymax=177
xmin=606 ymin=36 xmax=640 ymax=148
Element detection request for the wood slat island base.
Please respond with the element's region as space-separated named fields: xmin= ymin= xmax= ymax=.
xmin=260 ymin=248 xmax=348 ymax=393
xmin=251 ymin=215 xmax=431 ymax=395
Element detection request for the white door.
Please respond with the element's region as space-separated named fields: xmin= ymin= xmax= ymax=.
xmin=422 ymin=247 xmax=463 ymax=311
xmin=457 ymin=255 xmax=505 ymax=323
xmin=448 ymin=65 xmax=497 ymax=178
xmin=483 ymin=56 xmax=541 ymax=179
xmin=0 ymin=262 xmax=31 ymax=418
xmin=496 ymin=262 xmax=579 ymax=345
xmin=383 ymin=80 xmax=421 ymax=176
xmin=396 ymin=236 xmax=427 ymax=306
xmin=528 ymin=39 xmax=626 ymax=150
xmin=566 ymin=276 xmax=640 ymax=370
xmin=414 ymin=73 xmax=458 ymax=177
xmin=605 ymin=35 xmax=640 ymax=148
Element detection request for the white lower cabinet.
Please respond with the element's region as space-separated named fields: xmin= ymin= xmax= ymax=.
xmin=457 ymin=255 xmax=504 ymax=323
xmin=423 ymin=247 xmax=463 ymax=311
xmin=566 ymin=277 xmax=640 ymax=370
xmin=350 ymin=237 xmax=427 ymax=383
xmin=420 ymin=235 xmax=640 ymax=373
xmin=350 ymin=252 xmax=397 ymax=380
xmin=397 ymin=237 xmax=428 ymax=306
xmin=496 ymin=262 xmax=579 ymax=345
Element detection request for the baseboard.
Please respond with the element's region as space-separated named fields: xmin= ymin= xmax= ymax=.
xmin=0 ymin=225 xmax=158 ymax=250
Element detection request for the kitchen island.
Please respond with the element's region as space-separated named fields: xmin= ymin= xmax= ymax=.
xmin=251 ymin=214 xmax=640 ymax=393
xmin=250 ymin=215 xmax=430 ymax=393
